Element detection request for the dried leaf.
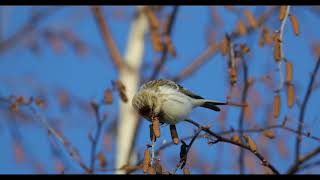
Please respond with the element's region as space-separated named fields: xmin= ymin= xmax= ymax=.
xmin=263 ymin=130 xmax=275 ymax=139
xmin=273 ymin=94 xmax=281 ymax=119
xmin=243 ymin=134 xmax=257 ymax=152
xmin=279 ymin=6 xmax=288 ymax=21
xmin=169 ymin=125 xmax=179 ymax=145
xmin=285 ymin=60 xmax=293 ymax=82
xmin=287 ymin=83 xmax=295 ymax=108
xmin=290 ymin=14 xmax=300 ymax=36
xmin=143 ymin=149 xmax=151 ymax=173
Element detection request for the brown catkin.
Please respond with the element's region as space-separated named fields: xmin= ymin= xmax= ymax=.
xmin=290 ymin=14 xmax=300 ymax=36
xmin=285 ymin=60 xmax=293 ymax=82
xmin=151 ymin=30 xmax=163 ymax=52
xmin=183 ymin=167 xmax=190 ymax=174
xmin=230 ymin=67 xmax=237 ymax=84
xmin=263 ymin=130 xmax=275 ymax=139
xmin=169 ymin=125 xmax=179 ymax=145
xmin=279 ymin=6 xmax=287 ymax=21
xmin=103 ymin=89 xmax=113 ymax=104
xmin=220 ymin=36 xmax=229 ymax=56
xmin=244 ymin=10 xmax=257 ymax=28
xmin=274 ymin=35 xmax=282 ymax=62
xmin=143 ymin=149 xmax=151 ymax=173
xmin=237 ymin=19 xmax=247 ymax=35
xmin=243 ymin=135 xmax=257 ymax=152
xmin=273 ymin=94 xmax=281 ymax=119
xmin=231 ymin=135 xmax=242 ymax=144
xmin=152 ymin=117 xmax=161 ymax=138
xmin=287 ymin=83 xmax=295 ymax=108
xmin=97 ymin=152 xmax=107 ymax=168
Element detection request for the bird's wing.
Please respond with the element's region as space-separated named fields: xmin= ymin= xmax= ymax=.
xmin=177 ymin=84 xmax=204 ymax=99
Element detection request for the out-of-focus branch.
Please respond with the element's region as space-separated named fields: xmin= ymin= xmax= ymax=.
xmin=287 ymin=146 xmax=320 ymax=174
xmin=184 ymin=119 xmax=280 ymax=174
xmin=172 ymin=7 xmax=276 ymax=82
xmin=238 ymin=55 xmax=249 ymax=174
xmin=149 ymin=6 xmax=179 ymax=81
xmin=91 ymin=6 xmax=129 ymax=72
xmin=0 ymin=7 xmax=61 ymax=54
xmin=116 ymin=6 xmax=149 ymax=174
xmin=294 ymin=57 xmax=320 ymax=166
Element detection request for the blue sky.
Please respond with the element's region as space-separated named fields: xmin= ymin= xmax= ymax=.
xmin=0 ymin=6 xmax=320 ymax=174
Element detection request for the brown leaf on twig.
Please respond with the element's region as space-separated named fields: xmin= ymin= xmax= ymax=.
xmin=231 ymin=135 xmax=242 ymax=144
xmin=103 ymin=89 xmax=113 ymax=104
xmin=273 ymin=34 xmax=282 ymax=62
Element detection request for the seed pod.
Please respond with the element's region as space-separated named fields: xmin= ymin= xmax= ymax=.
xmin=244 ymin=9 xmax=257 ymax=28
xmin=263 ymin=130 xmax=275 ymax=139
xmin=290 ymin=14 xmax=300 ymax=36
xmin=274 ymin=35 xmax=282 ymax=62
xmin=103 ymin=89 xmax=113 ymax=104
xmin=243 ymin=134 xmax=257 ymax=152
xmin=183 ymin=167 xmax=190 ymax=174
xmin=143 ymin=149 xmax=151 ymax=173
xmin=285 ymin=60 xmax=293 ymax=82
xmin=273 ymin=94 xmax=281 ymax=119
xmin=231 ymin=135 xmax=242 ymax=144
xmin=229 ymin=67 xmax=237 ymax=85
xmin=170 ymin=125 xmax=179 ymax=145
xmin=279 ymin=6 xmax=288 ymax=21
xmin=287 ymin=83 xmax=295 ymax=108
xmin=237 ymin=19 xmax=247 ymax=35
xmin=152 ymin=117 xmax=160 ymax=138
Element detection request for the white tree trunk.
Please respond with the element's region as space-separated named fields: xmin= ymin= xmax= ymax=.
xmin=116 ymin=6 xmax=148 ymax=174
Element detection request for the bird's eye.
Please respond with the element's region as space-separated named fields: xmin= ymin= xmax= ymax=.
xmin=139 ymin=106 xmax=151 ymax=116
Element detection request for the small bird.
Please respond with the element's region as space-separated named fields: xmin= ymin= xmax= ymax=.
xmin=132 ymin=79 xmax=229 ymax=125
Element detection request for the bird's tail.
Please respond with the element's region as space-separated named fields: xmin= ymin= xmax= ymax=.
xmin=199 ymin=100 xmax=227 ymax=112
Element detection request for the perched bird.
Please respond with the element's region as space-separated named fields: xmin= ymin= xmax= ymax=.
xmin=132 ymin=79 xmax=229 ymax=125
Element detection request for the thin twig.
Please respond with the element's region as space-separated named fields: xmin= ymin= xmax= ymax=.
xmin=288 ymin=146 xmax=320 ymax=174
xmin=184 ymin=119 xmax=280 ymax=174
xmin=149 ymin=6 xmax=179 ymax=81
xmin=294 ymin=57 xmax=320 ymax=164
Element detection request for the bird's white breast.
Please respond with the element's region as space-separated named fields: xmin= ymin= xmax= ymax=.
xmin=158 ymin=86 xmax=194 ymax=124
